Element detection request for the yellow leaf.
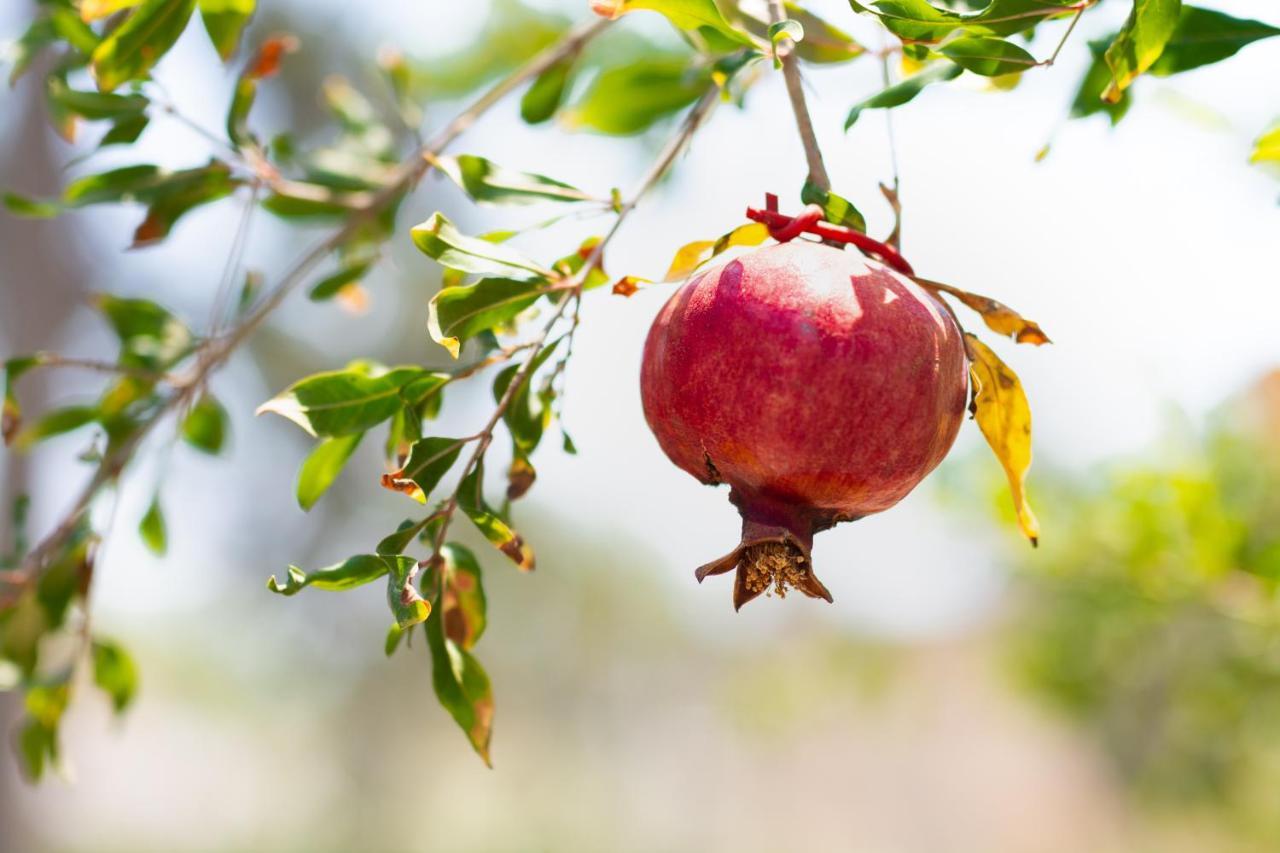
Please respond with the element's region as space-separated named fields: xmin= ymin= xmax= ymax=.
xmin=916 ymin=278 xmax=1050 ymax=345
xmin=662 ymin=222 xmax=768 ymax=282
xmin=80 ymin=0 xmax=141 ymax=22
xmin=967 ymin=334 xmax=1040 ymax=544
xmin=1251 ymin=124 xmax=1280 ymax=165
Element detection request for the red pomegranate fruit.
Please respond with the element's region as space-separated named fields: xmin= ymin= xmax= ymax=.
xmin=640 ymin=238 xmax=969 ymax=609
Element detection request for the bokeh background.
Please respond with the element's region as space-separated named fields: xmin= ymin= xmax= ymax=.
xmin=2 ymin=0 xmax=1279 ymax=850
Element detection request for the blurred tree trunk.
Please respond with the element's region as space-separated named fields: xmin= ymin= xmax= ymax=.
xmin=0 ymin=17 xmax=90 ymax=845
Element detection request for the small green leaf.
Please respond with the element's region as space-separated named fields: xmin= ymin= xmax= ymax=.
xmin=457 ymin=462 xmax=535 ymax=571
xmin=411 ymin=212 xmax=554 ymax=282
xmin=91 ymin=639 xmax=138 ymax=713
xmin=15 ymin=405 xmax=99 ymax=449
xmin=568 ymin=59 xmax=713 ymax=136
xmin=94 ymin=294 xmax=194 ymax=370
xmin=46 ymin=79 xmax=149 ymax=121
xmin=2 ymin=193 xmax=59 ymax=219
xmin=520 ymin=54 xmax=576 ymax=124
xmin=258 ymin=365 xmax=443 ymax=437
xmin=845 ymin=61 xmax=961 ymax=129
xmin=768 ymin=20 xmax=805 ymax=66
xmin=385 ymin=554 xmax=430 ymax=630
xmin=296 ymin=432 xmax=363 ymax=511
xmin=139 ymin=495 xmax=167 ymax=556
xmin=1070 ymin=40 xmax=1131 ymax=125
xmin=376 ymin=518 xmax=427 ymax=557
xmin=181 ymin=394 xmax=227 ymax=454
xmin=100 ymin=114 xmax=150 ymax=147
xmin=426 ymin=605 xmax=494 ymax=765
xmin=433 ymin=155 xmax=592 ymax=206
xmin=610 ymin=0 xmax=756 ymax=47
xmin=939 ymin=36 xmax=1037 ymax=77
xmin=1102 ymin=0 xmax=1182 ymax=103
xmin=198 ymin=0 xmax=256 ymax=61
xmin=309 ymin=260 xmax=373 ymax=302
xmin=385 ymin=622 xmax=405 ymax=657
xmin=800 ymin=182 xmax=866 ymax=233
xmin=266 ymin=554 xmax=389 ymax=595
xmin=91 ymin=0 xmax=198 ymax=92
xmin=849 ymin=0 xmax=1079 ymax=43
xmin=14 ymin=683 xmax=68 ymax=782
xmin=492 ymin=339 xmax=562 ymax=455
xmin=383 ymin=437 xmax=465 ymax=502
xmin=428 ymin=278 xmax=549 ymax=359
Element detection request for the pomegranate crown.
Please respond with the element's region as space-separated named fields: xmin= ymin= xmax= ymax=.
xmin=744 ymin=193 xmax=915 ymax=277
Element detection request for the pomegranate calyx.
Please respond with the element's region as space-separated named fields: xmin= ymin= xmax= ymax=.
xmin=744 ymin=195 xmax=915 ymax=277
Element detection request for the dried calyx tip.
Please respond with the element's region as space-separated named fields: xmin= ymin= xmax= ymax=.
xmin=741 ymin=540 xmax=808 ymax=598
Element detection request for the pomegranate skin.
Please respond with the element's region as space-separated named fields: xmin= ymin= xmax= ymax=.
xmin=640 ymin=240 xmax=968 ymax=608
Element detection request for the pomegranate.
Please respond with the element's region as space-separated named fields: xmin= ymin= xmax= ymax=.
xmin=640 ymin=238 xmax=968 ymax=609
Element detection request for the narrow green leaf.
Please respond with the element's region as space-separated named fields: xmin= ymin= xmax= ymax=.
xmin=139 ymin=495 xmax=167 ymax=556
xmin=2 ymin=193 xmax=59 ymax=219
xmin=91 ymin=639 xmax=138 ymax=713
xmin=520 ymin=54 xmax=575 ymax=124
xmin=845 ymin=61 xmax=961 ymax=129
xmin=100 ymin=114 xmax=150 ymax=147
xmin=939 ymin=35 xmax=1037 ymax=77
xmin=1150 ymin=6 xmax=1280 ymax=76
xmin=296 ymin=433 xmax=362 ymax=511
xmin=309 ymin=260 xmax=373 ymax=302
xmin=457 ymin=462 xmax=535 ymax=571
xmin=1070 ymin=40 xmax=1131 ymax=125
xmin=1102 ymin=0 xmax=1182 ymax=103
xmin=611 ymin=0 xmax=756 ymax=47
xmin=426 ymin=606 xmax=494 ymax=765
xmin=258 ymin=365 xmax=438 ymax=437
xmin=568 ymin=59 xmax=713 ymax=136
xmin=428 ymin=278 xmax=548 ymax=359
xmin=849 ymin=0 xmax=1079 ymax=42
xmin=800 ymin=182 xmax=866 ymax=233
xmin=181 ymin=394 xmax=227 ymax=454
xmin=15 ymin=406 xmax=99 ymax=449
xmin=46 ymin=80 xmax=149 ymax=121
xmin=385 ymin=622 xmax=405 ymax=656
xmin=434 ymin=155 xmax=592 ymax=206
xmin=492 ymin=339 xmax=562 ymax=455
xmin=411 ymin=212 xmax=554 ymax=282
xmin=383 ymin=437 xmax=464 ymax=502
xmin=198 ymin=0 xmax=256 ymax=61
xmin=267 ymin=554 xmax=389 ymax=595
xmin=91 ymin=0 xmax=198 ymax=92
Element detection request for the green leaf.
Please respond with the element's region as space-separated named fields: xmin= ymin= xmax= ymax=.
xmin=2 ymin=193 xmax=59 ymax=219
xmin=260 ymin=192 xmax=349 ymax=220
xmin=296 ymin=433 xmax=363 ymax=511
xmin=433 ymin=155 xmax=592 ymax=206
xmin=385 ymin=622 xmax=405 ymax=657
xmin=1070 ymin=40 xmax=1131 ymax=125
xmin=383 ymin=437 xmax=465 ymax=502
xmin=426 ymin=604 xmax=493 ymax=765
xmin=3 ymin=355 xmax=42 ymax=445
xmin=309 ymin=260 xmax=373 ymax=302
xmin=46 ymin=79 xmax=149 ymax=122
xmin=139 ymin=495 xmax=167 ymax=556
xmin=737 ymin=2 xmax=862 ymax=64
xmin=428 ymin=278 xmax=549 ymax=359
xmin=1102 ymin=0 xmax=1181 ymax=103
xmin=492 ymin=339 xmax=562 ymax=455
xmin=385 ymin=554 xmax=430 ymax=630
xmin=266 ymin=553 xmax=390 ymax=595
xmin=1149 ymin=6 xmax=1280 ymax=76
xmin=439 ymin=543 xmax=486 ymax=650
xmin=181 ymin=394 xmax=227 ymax=454
xmin=376 ymin=518 xmax=428 ymax=556
xmin=198 ymin=0 xmax=256 ymax=61
xmin=845 ymin=61 xmax=961 ymax=128
xmin=800 ymin=182 xmax=866 ymax=233
xmin=91 ymin=639 xmax=138 ymax=714
xmin=94 ymin=294 xmax=194 ymax=370
xmin=457 ymin=462 xmax=535 ymax=571
xmin=520 ymin=54 xmax=575 ymax=124
xmin=100 ymin=114 xmax=150 ymax=147
xmin=612 ymin=0 xmax=756 ymax=46
xmin=129 ymin=163 xmax=239 ymax=247
xmin=91 ymin=0 xmax=198 ymax=92
xmin=849 ymin=0 xmax=1080 ymax=42
xmin=258 ymin=365 xmax=444 ymax=437
xmin=768 ymin=20 xmax=805 ymax=60
xmin=64 ymin=165 xmax=162 ymax=206
xmin=15 ymin=405 xmax=99 ymax=449
xmin=411 ymin=212 xmax=554 ymax=282
xmin=8 ymin=19 xmax=57 ymax=87
xmin=14 ymin=683 xmax=68 ymax=782
xmin=939 ymin=35 xmax=1037 ymax=76
xmin=568 ymin=59 xmax=713 ymax=136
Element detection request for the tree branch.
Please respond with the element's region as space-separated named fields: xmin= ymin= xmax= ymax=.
xmin=767 ymin=0 xmax=830 ymax=192
xmin=13 ymin=16 xmax=613 ymax=585
xmin=426 ymin=83 xmax=724 ymax=562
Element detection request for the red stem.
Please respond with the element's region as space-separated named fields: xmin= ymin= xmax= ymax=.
xmin=745 ymin=203 xmax=915 ymax=276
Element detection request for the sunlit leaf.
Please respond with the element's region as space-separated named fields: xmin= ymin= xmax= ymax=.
xmin=439 ymin=543 xmax=486 ymax=650
xmin=91 ymin=639 xmax=138 ymax=713
xmin=258 ymin=365 xmax=444 ymax=437
xmin=1102 ymin=0 xmax=1181 ymax=103
xmin=457 ymin=462 xmax=534 ymax=571
xmin=735 ymin=1 xmax=862 ymax=64
xmin=181 ymin=393 xmax=227 ymax=454
xmin=14 ymin=683 xmax=68 ymax=782
xmin=15 ymin=405 xmax=99 ymax=449
xmin=428 ymin=278 xmax=550 ymax=359
xmin=433 ymin=154 xmax=593 ymax=206
xmin=3 ymin=355 xmax=43 ymax=447
xmin=94 ymin=294 xmax=194 ymax=370
xmin=849 ymin=0 xmax=1079 ymax=43
xmin=595 ymin=0 xmax=755 ymax=47
xmin=845 ymin=61 xmax=961 ymax=128
xmin=1070 ymin=41 xmax=1131 ymax=125
xmin=198 ymin=0 xmax=256 ymax=61
xmin=81 ymin=0 xmax=143 ymax=22
xmin=663 ymin=221 xmax=769 ymax=281
xmin=916 ymin=278 xmax=1050 ymax=345
xmin=492 ymin=339 xmax=562 ymax=455
xmin=967 ymin=334 xmax=1039 ymax=544
xmin=296 ymin=432 xmax=363 ymax=511
xmin=267 ymin=553 xmax=390 ymax=595
xmin=385 ymin=554 xmax=430 ymax=630
xmin=1252 ymin=124 xmax=1280 ymax=165
xmin=939 ymin=35 xmax=1037 ymax=77
xmin=139 ymin=495 xmax=167 ymax=556
xmin=1149 ymin=6 xmax=1280 ymax=76
xmin=3 ymin=193 xmax=60 ymax=219
xmin=91 ymin=0 xmax=198 ymax=92
xmin=411 ymin=212 xmax=554 ymax=282
xmin=381 ymin=436 xmax=465 ymax=502
xmin=801 ymin=182 xmax=866 ymax=233
xmin=568 ymin=59 xmax=713 ymax=136
xmin=520 ymin=53 xmax=576 ymax=124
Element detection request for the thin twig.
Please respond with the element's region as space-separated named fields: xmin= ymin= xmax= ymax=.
xmin=426 ymin=83 xmax=723 ymax=563
xmin=14 ymin=16 xmax=613 ymax=586
xmin=31 ymin=354 xmax=174 ymax=384
xmin=767 ymin=0 xmax=830 ymax=192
